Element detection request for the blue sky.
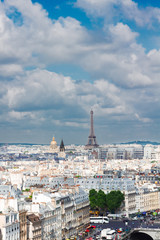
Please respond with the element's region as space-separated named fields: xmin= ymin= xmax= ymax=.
xmin=1 ymin=0 xmax=160 ymax=145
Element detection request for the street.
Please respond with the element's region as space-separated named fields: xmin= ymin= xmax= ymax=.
xmin=84 ymin=218 xmax=160 ymax=239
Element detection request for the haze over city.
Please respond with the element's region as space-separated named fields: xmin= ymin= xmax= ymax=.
xmin=1 ymin=0 xmax=160 ymax=145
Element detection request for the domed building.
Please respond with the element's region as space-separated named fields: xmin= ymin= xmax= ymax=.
xmin=50 ymin=136 xmax=58 ymax=153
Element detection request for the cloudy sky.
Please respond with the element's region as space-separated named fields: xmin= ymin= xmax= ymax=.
xmin=1 ymin=0 xmax=160 ymax=145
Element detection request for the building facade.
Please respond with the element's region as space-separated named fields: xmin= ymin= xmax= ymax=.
xmin=0 ymin=212 xmax=20 ymax=240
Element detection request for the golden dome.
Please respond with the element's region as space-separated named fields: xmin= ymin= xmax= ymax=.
xmin=50 ymin=136 xmax=57 ymax=146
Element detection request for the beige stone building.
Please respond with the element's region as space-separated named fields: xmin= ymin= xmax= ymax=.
xmin=136 ymin=189 xmax=160 ymax=213
xmin=27 ymin=214 xmax=41 ymax=240
xmin=19 ymin=210 xmax=27 ymax=240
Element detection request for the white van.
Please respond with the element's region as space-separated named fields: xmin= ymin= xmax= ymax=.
xmin=101 ymin=228 xmax=111 ymax=240
xmin=106 ymin=230 xmax=116 ymax=240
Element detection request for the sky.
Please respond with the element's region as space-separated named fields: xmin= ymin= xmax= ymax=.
xmin=1 ymin=0 xmax=160 ymax=145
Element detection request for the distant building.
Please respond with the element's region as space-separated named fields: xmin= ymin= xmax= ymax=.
xmin=58 ymin=140 xmax=66 ymax=159
xmin=60 ymin=140 xmax=65 ymax=152
xmin=50 ymin=137 xmax=58 ymax=153
xmin=99 ymin=145 xmax=144 ymax=160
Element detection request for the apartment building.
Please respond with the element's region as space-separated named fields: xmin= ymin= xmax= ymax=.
xmin=0 ymin=212 xmax=20 ymax=240
xmin=19 ymin=210 xmax=27 ymax=240
xmin=136 ymin=188 xmax=160 ymax=213
xmin=27 ymin=214 xmax=41 ymax=240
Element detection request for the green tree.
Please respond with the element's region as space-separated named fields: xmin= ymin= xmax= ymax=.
xmin=106 ymin=190 xmax=124 ymax=213
xmin=97 ymin=190 xmax=107 ymax=212
xmin=89 ymin=189 xmax=98 ymax=210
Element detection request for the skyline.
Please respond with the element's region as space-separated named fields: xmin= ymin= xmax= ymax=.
xmin=1 ymin=0 xmax=160 ymax=144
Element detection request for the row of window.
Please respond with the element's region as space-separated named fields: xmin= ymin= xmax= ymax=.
xmin=6 ymin=215 xmax=17 ymax=224
xmin=6 ymin=225 xmax=19 ymax=234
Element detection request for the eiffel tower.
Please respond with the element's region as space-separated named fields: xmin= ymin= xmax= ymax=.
xmin=85 ymin=110 xmax=99 ymax=149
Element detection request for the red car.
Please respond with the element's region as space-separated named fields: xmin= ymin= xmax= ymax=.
xmin=117 ymin=228 xmax=123 ymax=233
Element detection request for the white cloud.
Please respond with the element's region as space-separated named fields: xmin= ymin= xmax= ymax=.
xmin=108 ymin=23 xmax=138 ymax=44
xmin=76 ymin=0 xmax=160 ymax=27
xmin=135 ymin=113 xmax=152 ymax=123
xmin=8 ymin=110 xmax=35 ymax=120
xmin=64 ymin=121 xmax=88 ymax=128
xmin=128 ymin=72 xmax=152 ymax=87
xmin=0 ymin=0 xmax=156 ymax=89
xmin=0 ymin=67 xmax=136 ymax=133
xmin=0 ymin=0 xmax=90 ymax=75
xmin=2 ymin=69 xmax=77 ymax=111
xmin=0 ymin=64 xmax=23 ymax=77
xmin=2 ymin=69 xmax=125 ymax=116
xmin=77 ymin=22 xmax=152 ymax=88
xmin=75 ymin=0 xmax=117 ymax=19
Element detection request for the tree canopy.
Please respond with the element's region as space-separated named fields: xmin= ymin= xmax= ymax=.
xmin=89 ymin=189 xmax=124 ymax=214
xmin=97 ymin=190 xmax=107 ymax=210
xmin=106 ymin=190 xmax=124 ymax=213
xmin=89 ymin=189 xmax=107 ymax=211
xmin=89 ymin=189 xmax=98 ymax=210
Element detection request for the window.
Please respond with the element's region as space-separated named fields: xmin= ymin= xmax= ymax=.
xmin=14 ymin=214 xmax=17 ymax=221
xmin=6 ymin=216 xmax=9 ymax=224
